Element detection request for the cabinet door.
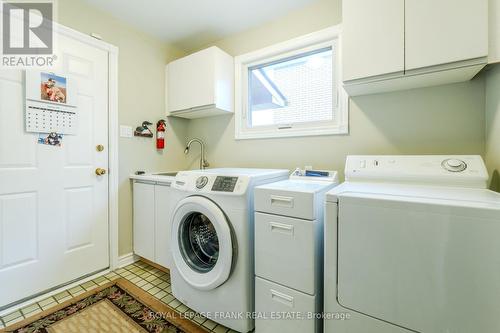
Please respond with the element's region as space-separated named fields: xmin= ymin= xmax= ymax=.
xmin=133 ymin=182 xmax=155 ymax=261
xmin=154 ymin=184 xmax=174 ymax=269
xmin=405 ymin=0 xmax=488 ymax=70
xmin=342 ymin=0 xmax=404 ymax=81
xmin=167 ymin=48 xmax=215 ymax=112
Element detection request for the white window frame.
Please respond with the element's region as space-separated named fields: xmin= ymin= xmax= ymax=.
xmin=234 ymin=25 xmax=348 ymax=140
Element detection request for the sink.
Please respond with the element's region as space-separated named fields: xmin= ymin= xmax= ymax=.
xmin=154 ymin=172 xmax=178 ymax=177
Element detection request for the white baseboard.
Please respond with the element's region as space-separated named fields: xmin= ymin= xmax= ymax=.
xmin=1 ymin=255 xmax=138 ymax=316
xmin=118 ymin=253 xmax=139 ymax=268
xmin=0 ymin=269 xmax=111 ymax=317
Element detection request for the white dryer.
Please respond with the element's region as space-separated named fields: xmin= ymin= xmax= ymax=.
xmin=324 ymin=156 xmax=500 ymax=333
xmin=170 ymin=168 xmax=288 ymax=332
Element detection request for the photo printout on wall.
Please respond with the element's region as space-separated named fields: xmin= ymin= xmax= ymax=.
xmin=38 ymin=132 xmax=63 ymax=147
xmin=40 ymin=72 xmax=67 ymax=103
xmin=25 ymin=71 xmax=78 ymax=135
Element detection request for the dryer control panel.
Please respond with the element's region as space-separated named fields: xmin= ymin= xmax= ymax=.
xmin=345 ymin=155 xmax=489 ymax=188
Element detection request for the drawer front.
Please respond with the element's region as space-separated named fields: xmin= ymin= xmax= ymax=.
xmin=255 ymin=187 xmax=315 ymax=220
xmin=255 ymin=212 xmax=316 ymax=294
xmin=255 ymin=277 xmax=318 ymax=333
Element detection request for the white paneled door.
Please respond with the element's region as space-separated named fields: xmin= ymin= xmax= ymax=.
xmin=0 ymin=33 xmax=110 ymax=308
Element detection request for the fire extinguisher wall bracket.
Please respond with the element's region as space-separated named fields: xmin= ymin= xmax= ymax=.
xmin=156 ymin=119 xmax=166 ymax=150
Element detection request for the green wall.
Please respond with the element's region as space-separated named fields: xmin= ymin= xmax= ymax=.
xmin=486 ymin=65 xmax=500 ymax=192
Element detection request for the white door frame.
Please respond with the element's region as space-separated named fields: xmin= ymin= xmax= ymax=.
xmin=0 ymin=23 xmax=119 ymax=316
xmin=56 ymin=23 xmax=120 ymax=270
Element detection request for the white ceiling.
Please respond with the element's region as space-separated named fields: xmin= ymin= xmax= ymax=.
xmin=82 ymin=0 xmax=317 ymax=51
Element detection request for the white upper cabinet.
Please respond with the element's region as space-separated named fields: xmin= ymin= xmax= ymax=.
xmin=342 ymin=0 xmax=404 ymax=82
xmin=166 ymin=46 xmax=234 ymax=119
xmin=342 ymin=0 xmax=489 ymax=95
xmin=405 ymin=0 xmax=488 ymax=71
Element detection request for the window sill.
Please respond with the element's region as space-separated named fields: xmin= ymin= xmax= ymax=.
xmin=235 ymin=125 xmax=349 ymax=140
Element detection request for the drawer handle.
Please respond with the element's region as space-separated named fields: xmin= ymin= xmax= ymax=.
xmin=269 ymin=222 xmax=294 ymax=235
xmin=271 ymin=289 xmax=294 ymax=307
xmin=270 ymin=195 xmax=294 ymax=208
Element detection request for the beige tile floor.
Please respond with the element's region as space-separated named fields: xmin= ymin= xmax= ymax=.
xmin=0 ymin=261 xmax=236 ymax=333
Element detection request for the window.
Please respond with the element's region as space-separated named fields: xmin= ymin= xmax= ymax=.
xmin=235 ymin=26 xmax=348 ymax=140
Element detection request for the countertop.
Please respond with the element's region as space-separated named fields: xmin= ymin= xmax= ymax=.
xmin=129 ymin=172 xmax=176 ymax=183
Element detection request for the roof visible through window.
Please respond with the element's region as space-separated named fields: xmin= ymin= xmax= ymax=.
xmin=248 ymin=47 xmax=333 ymax=127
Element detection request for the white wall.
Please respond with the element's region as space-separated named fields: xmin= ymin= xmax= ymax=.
xmin=195 ymin=0 xmax=342 ymax=54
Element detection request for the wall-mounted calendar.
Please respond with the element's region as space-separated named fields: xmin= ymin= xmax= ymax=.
xmin=25 ymin=71 xmax=78 ymax=135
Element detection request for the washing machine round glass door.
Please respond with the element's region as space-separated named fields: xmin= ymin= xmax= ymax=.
xmin=171 ymin=196 xmax=233 ymax=291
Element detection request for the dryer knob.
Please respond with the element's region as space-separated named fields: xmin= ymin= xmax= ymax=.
xmin=442 ymin=159 xmax=467 ymax=172
xmin=196 ymin=176 xmax=209 ymax=189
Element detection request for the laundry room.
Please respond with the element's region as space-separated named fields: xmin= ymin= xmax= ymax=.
xmin=0 ymin=0 xmax=499 ymax=332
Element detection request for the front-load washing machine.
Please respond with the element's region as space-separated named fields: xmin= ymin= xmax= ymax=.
xmin=170 ymin=168 xmax=288 ymax=332
xmin=324 ymin=155 xmax=500 ymax=333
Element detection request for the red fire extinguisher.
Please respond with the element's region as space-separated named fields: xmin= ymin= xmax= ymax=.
xmin=156 ymin=120 xmax=166 ymax=149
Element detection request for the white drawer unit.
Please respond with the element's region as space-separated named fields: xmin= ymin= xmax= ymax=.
xmin=254 ymin=177 xmax=338 ymax=333
xmin=255 ymin=212 xmax=319 ymax=294
xmin=255 ymin=180 xmax=332 ymax=220
xmin=255 ymin=277 xmax=318 ymax=333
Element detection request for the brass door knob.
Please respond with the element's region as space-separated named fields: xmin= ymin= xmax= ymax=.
xmin=96 ymin=144 xmax=104 ymax=152
xmin=95 ymin=168 xmax=107 ymax=176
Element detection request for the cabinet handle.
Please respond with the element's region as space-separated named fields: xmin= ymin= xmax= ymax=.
xmin=270 ymin=195 xmax=294 ymax=208
xmin=269 ymin=222 xmax=294 ymax=235
xmin=271 ymin=289 xmax=294 ymax=307
xmin=136 ymin=180 xmax=156 ymax=185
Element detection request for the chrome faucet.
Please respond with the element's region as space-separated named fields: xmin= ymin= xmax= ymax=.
xmin=184 ymin=138 xmax=209 ymax=170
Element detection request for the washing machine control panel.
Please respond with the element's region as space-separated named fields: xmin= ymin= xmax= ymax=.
xmin=211 ymin=176 xmax=238 ymax=192
xmin=195 ymin=176 xmax=209 ymax=189
xmin=174 ymin=172 xmax=251 ymax=195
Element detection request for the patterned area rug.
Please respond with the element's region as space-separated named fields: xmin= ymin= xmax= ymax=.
xmin=1 ymin=279 xmax=208 ymax=333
